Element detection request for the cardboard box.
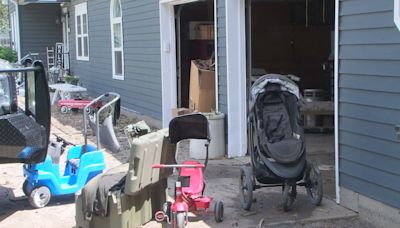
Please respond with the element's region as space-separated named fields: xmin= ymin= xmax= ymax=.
xmin=195 ymin=24 xmax=214 ymax=40
xmin=171 ymin=108 xmax=194 ymax=118
xmin=189 ymin=61 xmax=216 ymax=112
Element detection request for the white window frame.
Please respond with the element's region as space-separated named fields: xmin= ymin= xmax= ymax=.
xmin=395 ymin=0 xmax=400 ymax=31
xmin=110 ymin=0 xmax=125 ymax=80
xmin=75 ymin=3 xmax=89 ymax=61
xmin=10 ymin=12 xmax=17 ymax=51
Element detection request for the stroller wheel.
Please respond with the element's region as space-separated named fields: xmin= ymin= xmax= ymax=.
xmin=214 ymin=200 xmax=224 ymax=222
xmin=240 ymin=166 xmax=254 ymax=211
xmin=306 ymin=162 xmax=323 ymax=206
xmin=282 ymin=183 xmax=296 ymax=212
xmin=29 ymin=186 xmax=51 ymax=208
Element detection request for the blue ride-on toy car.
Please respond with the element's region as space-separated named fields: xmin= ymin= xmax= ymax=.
xmin=22 ymin=93 xmax=121 ymax=208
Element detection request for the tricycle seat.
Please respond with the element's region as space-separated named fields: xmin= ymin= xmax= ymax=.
xmin=180 ymin=160 xmax=205 ymax=197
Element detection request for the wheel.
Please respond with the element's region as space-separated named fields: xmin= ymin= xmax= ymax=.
xmin=60 ymin=106 xmax=69 ymax=113
xmin=22 ymin=180 xmax=32 ymax=196
xmin=214 ymin=200 xmax=224 ymax=223
xmin=175 ymin=212 xmax=186 ymax=228
xmin=240 ymin=166 xmax=254 ymax=211
xmin=306 ymin=162 xmax=323 ymax=206
xmin=282 ymin=183 xmax=296 ymax=212
xmin=29 ymin=186 xmax=51 ymax=208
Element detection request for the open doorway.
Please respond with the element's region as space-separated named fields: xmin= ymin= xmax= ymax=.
xmin=245 ymin=0 xmax=336 ymax=199
xmin=174 ymin=0 xmax=216 ymax=110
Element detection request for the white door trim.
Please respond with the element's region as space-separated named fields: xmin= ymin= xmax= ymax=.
xmin=159 ymin=0 xmax=218 ymax=127
xmin=225 ymin=0 xmax=247 ymax=157
xmin=159 ymin=3 xmax=177 ymax=127
xmin=334 ymin=0 xmax=340 ymax=204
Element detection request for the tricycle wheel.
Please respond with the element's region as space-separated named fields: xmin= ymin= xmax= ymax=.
xmin=282 ymin=182 xmax=296 ymax=212
xmin=29 ymin=186 xmax=51 ymax=208
xmin=22 ymin=180 xmax=32 ymax=196
xmin=240 ymin=166 xmax=254 ymax=211
xmin=175 ymin=212 xmax=186 ymax=228
xmin=306 ymin=162 xmax=323 ymax=206
xmin=60 ymin=106 xmax=69 ymax=114
xmin=214 ymin=200 xmax=224 ymax=222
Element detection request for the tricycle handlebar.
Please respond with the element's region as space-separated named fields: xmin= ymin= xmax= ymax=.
xmin=152 ymin=164 xmax=205 ymax=169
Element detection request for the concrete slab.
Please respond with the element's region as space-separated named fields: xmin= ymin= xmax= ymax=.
xmin=143 ymin=160 xmax=358 ymax=228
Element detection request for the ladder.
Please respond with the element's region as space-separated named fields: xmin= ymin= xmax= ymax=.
xmin=46 ymin=46 xmax=55 ymax=71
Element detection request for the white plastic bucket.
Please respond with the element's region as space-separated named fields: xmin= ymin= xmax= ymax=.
xmin=190 ymin=112 xmax=225 ymax=159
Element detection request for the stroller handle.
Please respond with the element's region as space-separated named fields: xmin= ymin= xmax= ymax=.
xmin=152 ymin=164 xmax=205 ymax=169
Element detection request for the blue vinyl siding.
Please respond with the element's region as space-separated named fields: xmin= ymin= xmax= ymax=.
xmin=338 ymin=0 xmax=400 ymax=209
xmin=69 ymin=0 xmax=162 ymax=120
xmin=216 ymin=0 xmax=227 ymax=113
xmin=19 ymin=4 xmax=63 ymax=69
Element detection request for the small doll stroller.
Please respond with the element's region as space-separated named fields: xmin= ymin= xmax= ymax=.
xmin=240 ymin=74 xmax=323 ymax=211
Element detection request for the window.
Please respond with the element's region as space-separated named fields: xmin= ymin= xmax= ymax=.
xmin=110 ymin=0 xmax=124 ymax=80
xmin=395 ymin=0 xmax=400 ymax=31
xmin=10 ymin=12 xmax=18 ymax=52
xmin=75 ymin=3 xmax=89 ymax=61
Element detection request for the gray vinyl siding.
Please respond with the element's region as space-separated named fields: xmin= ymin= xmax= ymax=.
xmin=339 ymin=0 xmax=400 ymax=208
xmin=216 ymin=0 xmax=227 ymax=114
xmin=19 ymin=4 xmax=62 ymax=68
xmin=69 ymin=0 xmax=162 ymax=120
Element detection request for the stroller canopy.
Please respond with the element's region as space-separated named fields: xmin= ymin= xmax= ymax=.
xmin=249 ymin=74 xmax=300 ymax=114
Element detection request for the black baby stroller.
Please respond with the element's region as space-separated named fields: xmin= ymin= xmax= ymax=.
xmin=240 ymin=74 xmax=323 ymax=211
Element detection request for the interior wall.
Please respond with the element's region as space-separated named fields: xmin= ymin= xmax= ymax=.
xmin=176 ymin=0 xmax=215 ymax=108
xmin=250 ymin=0 xmax=335 ymax=98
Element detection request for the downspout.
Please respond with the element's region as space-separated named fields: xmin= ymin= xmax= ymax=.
xmin=334 ymin=0 xmax=340 ymax=204
xmin=10 ymin=0 xmax=21 ymax=61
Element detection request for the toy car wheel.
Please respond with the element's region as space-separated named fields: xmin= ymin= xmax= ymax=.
xmin=175 ymin=212 xmax=186 ymax=228
xmin=214 ymin=200 xmax=224 ymax=223
xmin=306 ymin=162 xmax=323 ymax=206
xmin=29 ymin=186 xmax=51 ymax=208
xmin=240 ymin=166 xmax=253 ymax=211
xmin=60 ymin=106 xmax=69 ymax=114
xmin=22 ymin=180 xmax=32 ymax=196
xmin=282 ymin=182 xmax=297 ymax=212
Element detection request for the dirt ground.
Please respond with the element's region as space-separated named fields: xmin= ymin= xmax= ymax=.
xmin=0 ymin=108 xmax=369 ymax=228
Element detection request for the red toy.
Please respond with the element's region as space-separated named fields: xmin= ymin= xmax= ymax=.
xmin=57 ymin=99 xmax=102 ymax=113
xmin=152 ymin=114 xmax=224 ymax=228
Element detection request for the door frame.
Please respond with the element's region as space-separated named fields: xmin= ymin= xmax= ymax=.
xmin=225 ymin=0 xmax=341 ymax=203
xmin=159 ymin=0 xmax=219 ymax=127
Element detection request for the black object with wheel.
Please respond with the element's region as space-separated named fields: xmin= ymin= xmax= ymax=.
xmin=240 ymin=166 xmax=254 ymax=211
xmin=240 ymin=74 xmax=324 ymax=212
xmin=214 ymin=200 xmax=224 ymax=222
xmin=305 ymin=162 xmax=323 ymax=206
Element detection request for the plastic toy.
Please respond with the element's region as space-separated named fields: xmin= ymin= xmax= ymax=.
xmin=58 ymin=98 xmax=102 ymax=113
xmin=23 ymin=93 xmax=120 ymax=208
xmin=152 ymin=114 xmax=224 ymax=228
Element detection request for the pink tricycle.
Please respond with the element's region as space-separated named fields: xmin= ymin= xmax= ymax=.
xmin=152 ymin=114 xmax=224 ymax=228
